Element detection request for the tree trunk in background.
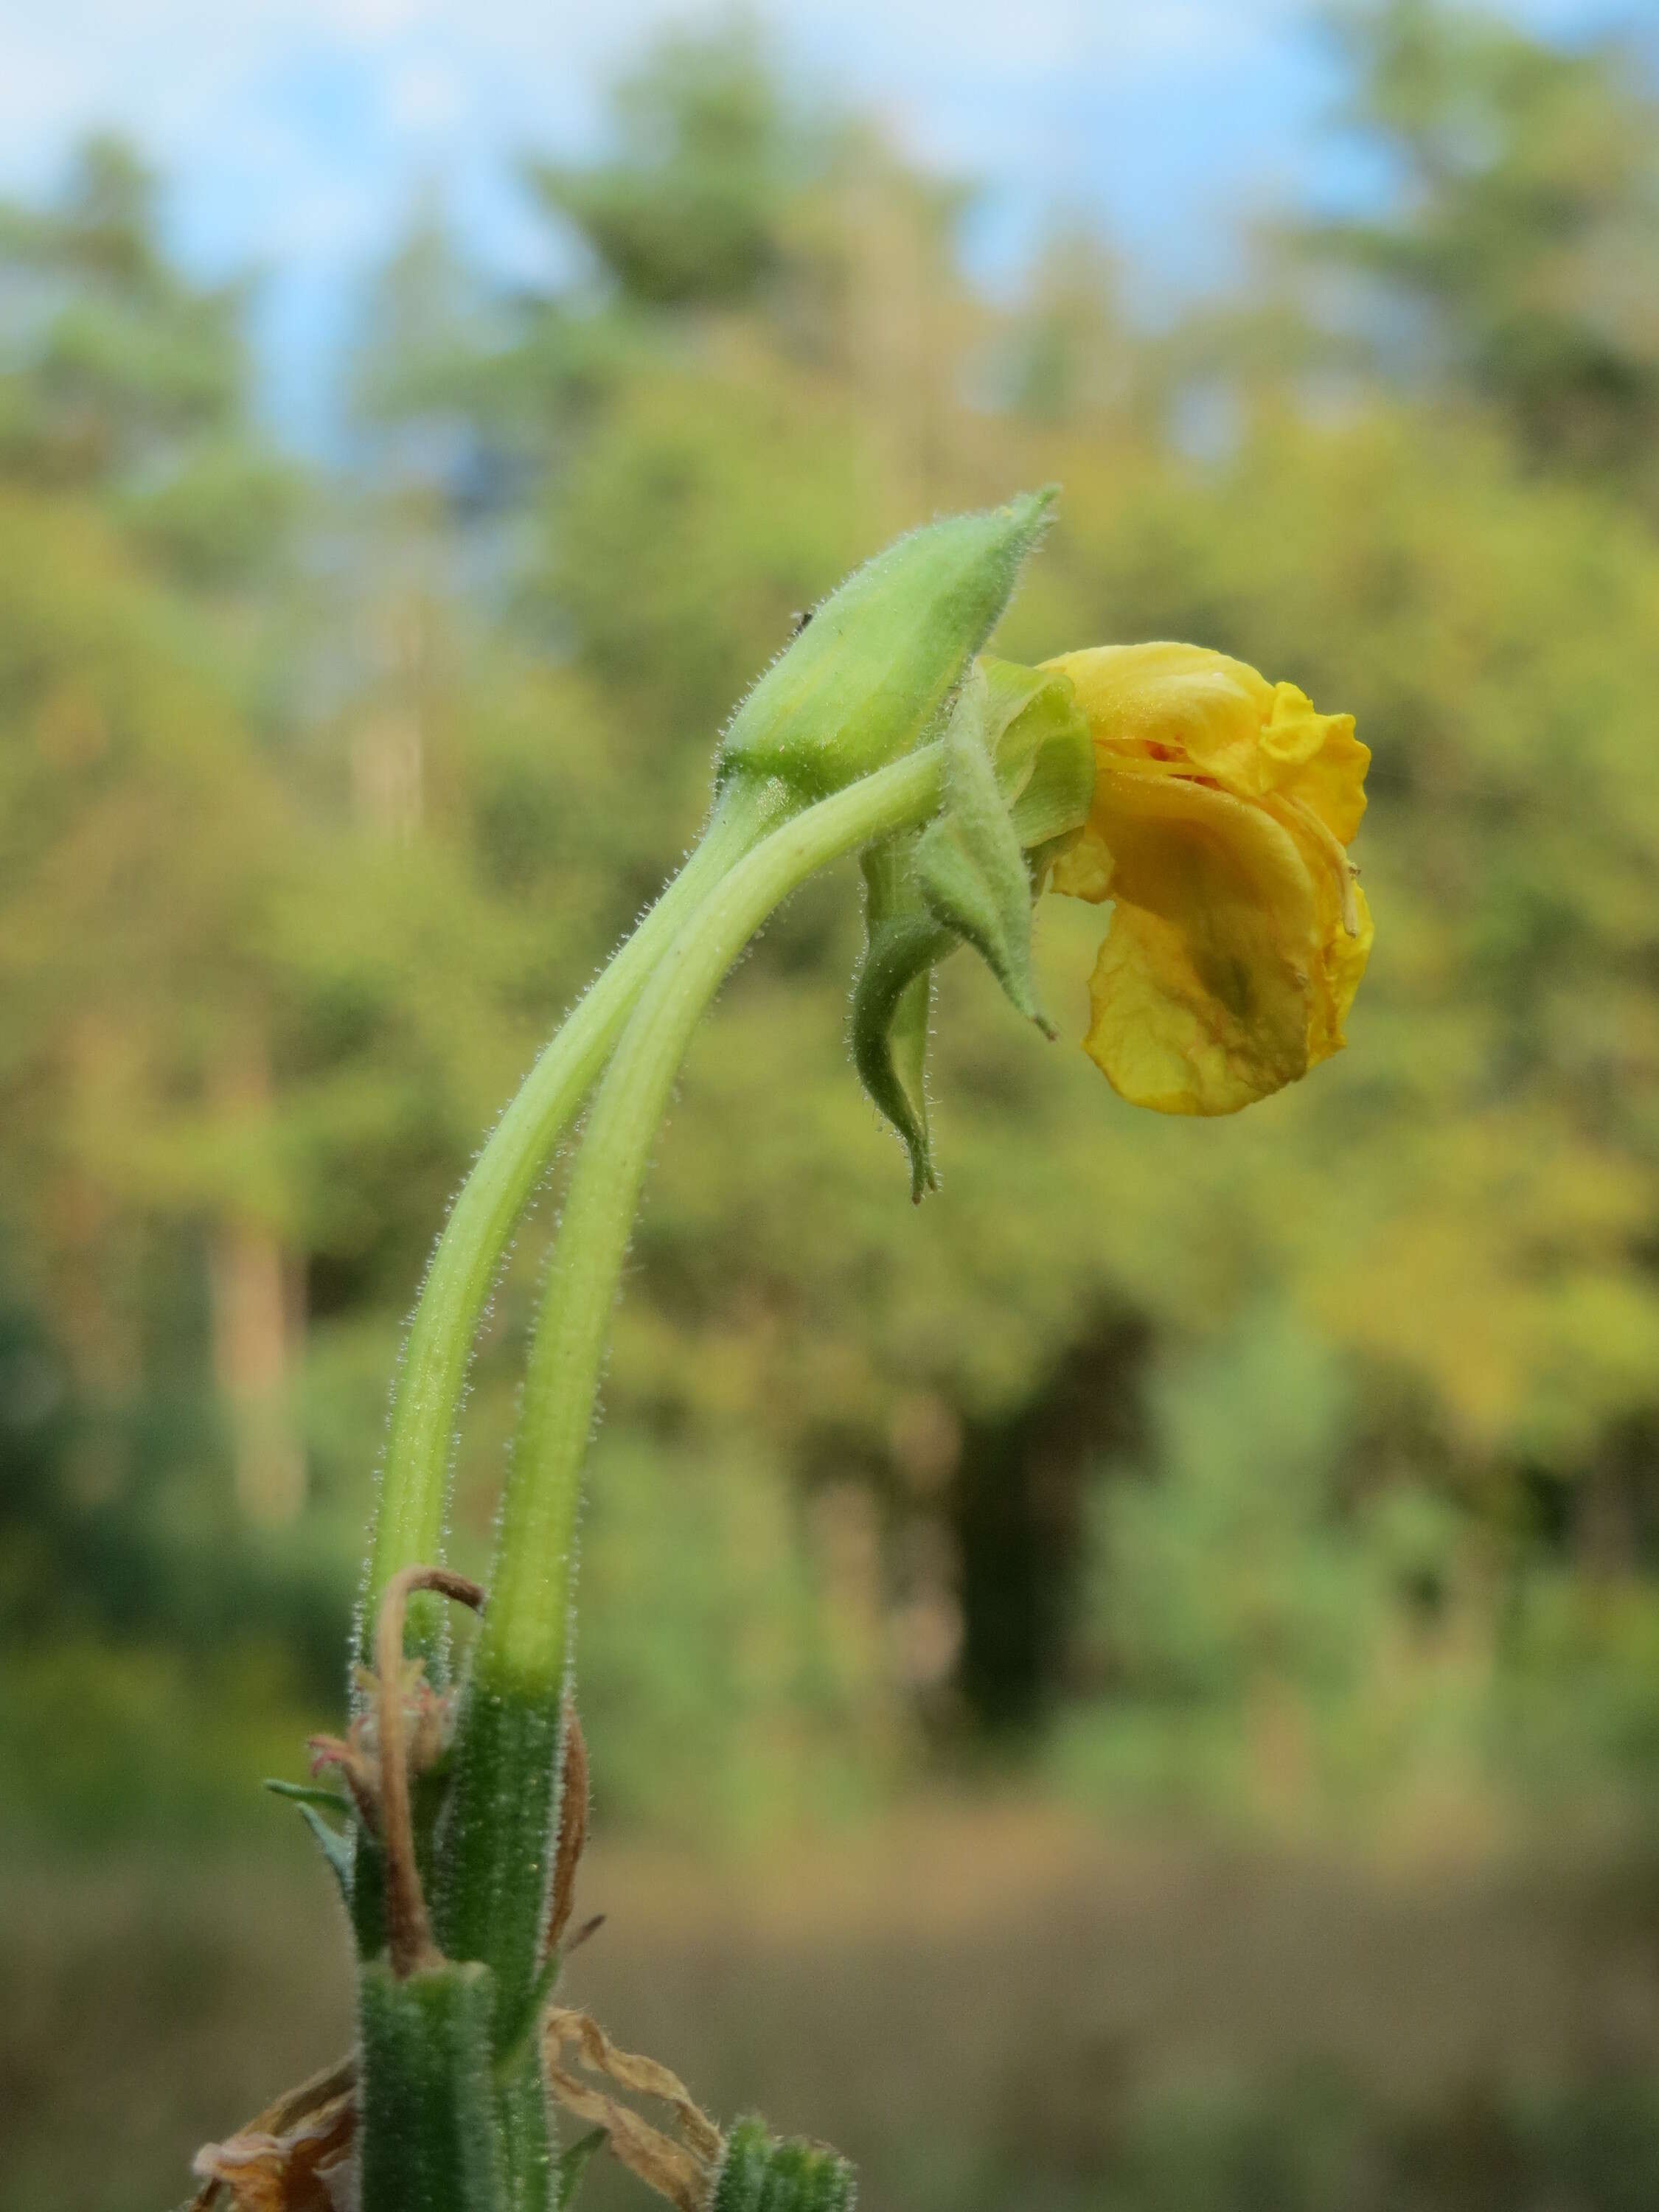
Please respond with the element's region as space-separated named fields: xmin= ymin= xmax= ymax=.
xmin=52 ymin=1019 xmax=145 ymax=1506
xmin=351 ymin=706 xmax=425 ymax=843
xmin=351 ymin=592 xmax=430 ymax=843
xmin=951 ymin=1318 xmax=1150 ymax=1734
xmin=208 ymin=1037 xmax=305 ymax=1526
xmin=841 ymin=159 xmax=967 ymax=526
xmin=1576 ymin=1467 xmax=1635 ymax=1580
xmin=52 ymin=1172 xmax=141 ymax=1510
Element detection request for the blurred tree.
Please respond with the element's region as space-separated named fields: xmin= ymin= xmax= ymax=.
xmin=15 ymin=14 xmax=1659 ymax=1846
xmin=527 ymin=21 xmax=795 ymax=311
xmin=991 ymin=230 xmax=1132 ymax=428
xmin=0 ymin=133 xmax=300 ymax=584
xmin=0 ymin=138 xmax=313 ymax=1536
xmin=1299 ymin=0 xmax=1659 ymax=485
xmin=0 ymin=492 xmax=299 ymax=1514
xmin=0 ymin=136 xmax=239 ymax=476
xmin=334 ymin=18 xmax=1659 ymax=1807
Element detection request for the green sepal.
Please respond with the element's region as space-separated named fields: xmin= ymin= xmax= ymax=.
xmin=980 ymin=656 xmax=1064 ymax=790
xmin=979 ymin=658 xmax=1095 ymax=858
xmin=712 ymin=2116 xmax=857 ymax=2212
xmin=995 ymin=689 xmax=1095 ymax=880
xmin=554 ymin=2129 xmax=606 ymax=2212
xmin=850 ymin=663 xmax=1092 ymax=1197
xmin=916 ymin=667 xmax=1051 ymax=1034
xmin=717 ymin=490 xmax=1055 ymax=803
xmin=358 ymin=1957 xmax=507 ymax=2212
xmin=851 ymin=834 xmax=956 ymax=1202
xmin=296 ymin=1802 xmax=355 ymax=1907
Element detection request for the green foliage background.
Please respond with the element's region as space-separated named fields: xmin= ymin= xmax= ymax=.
xmin=6 ymin=0 xmax=1659 ymax=1870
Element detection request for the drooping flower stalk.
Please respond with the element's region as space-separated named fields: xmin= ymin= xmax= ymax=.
xmin=439 ymin=742 xmax=953 ymax=2050
xmin=361 ymin=782 xmax=781 ymax=1664
xmin=362 ymin=490 xmax=1059 ymax=1666
xmin=347 ymin=493 xmax=1060 ymax=2212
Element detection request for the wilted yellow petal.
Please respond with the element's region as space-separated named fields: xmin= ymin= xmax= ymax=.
xmin=1046 ymin=643 xmax=1273 ymax=791
xmin=1040 ymin=641 xmax=1372 ymax=1115
xmin=1079 ymin=774 xmax=1324 ymax=1114
xmin=1266 ymin=689 xmax=1369 ymax=844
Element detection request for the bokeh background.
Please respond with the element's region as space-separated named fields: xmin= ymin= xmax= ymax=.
xmin=6 ymin=1 xmax=1659 ymax=2205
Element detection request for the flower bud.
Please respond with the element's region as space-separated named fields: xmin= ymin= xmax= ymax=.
xmin=717 ymin=489 xmax=1055 ymax=802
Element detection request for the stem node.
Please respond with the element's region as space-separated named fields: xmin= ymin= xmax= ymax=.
xmin=375 ymin=1564 xmax=485 ymax=1978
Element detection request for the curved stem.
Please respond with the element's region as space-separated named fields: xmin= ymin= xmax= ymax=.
xmin=439 ymin=742 xmax=945 ymax=2020
xmin=482 ymin=741 xmax=946 ymax=1697
xmin=361 ymin=779 xmax=785 ymax=1660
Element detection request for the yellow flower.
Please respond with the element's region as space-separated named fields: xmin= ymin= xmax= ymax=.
xmin=1040 ymin=642 xmax=1373 ymax=1116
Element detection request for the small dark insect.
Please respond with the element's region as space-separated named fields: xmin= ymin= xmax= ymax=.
xmin=790 ymin=608 xmax=815 ymax=637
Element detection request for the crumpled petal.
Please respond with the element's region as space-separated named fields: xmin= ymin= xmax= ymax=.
xmin=1045 ymin=643 xmax=1368 ymax=834
xmin=1075 ymin=775 xmax=1324 ymax=1114
xmin=1041 ymin=641 xmax=1372 ymax=1115
xmin=1263 ymin=684 xmax=1369 ymax=843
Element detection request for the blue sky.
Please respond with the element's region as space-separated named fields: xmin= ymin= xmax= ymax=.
xmin=0 ymin=0 xmax=1634 ymax=444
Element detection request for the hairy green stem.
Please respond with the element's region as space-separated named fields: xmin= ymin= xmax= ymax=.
xmin=437 ymin=743 xmax=946 ymax=2031
xmin=361 ymin=778 xmax=785 ymax=1660
xmin=490 ymin=742 xmax=946 ymax=1690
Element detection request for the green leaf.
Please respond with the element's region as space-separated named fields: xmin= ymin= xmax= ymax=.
xmin=554 ymin=2127 xmax=607 ymax=2212
xmin=264 ymin=1777 xmax=355 ymax=1815
xmin=712 ymin=2116 xmax=856 ymax=2212
xmin=296 ymin=1803 xmax=355 ymax=1907
xmin=916 ymin=667 xmax=1052 ymax=1034
xmin=850 ymin=833 xmax=955 ymax=1201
